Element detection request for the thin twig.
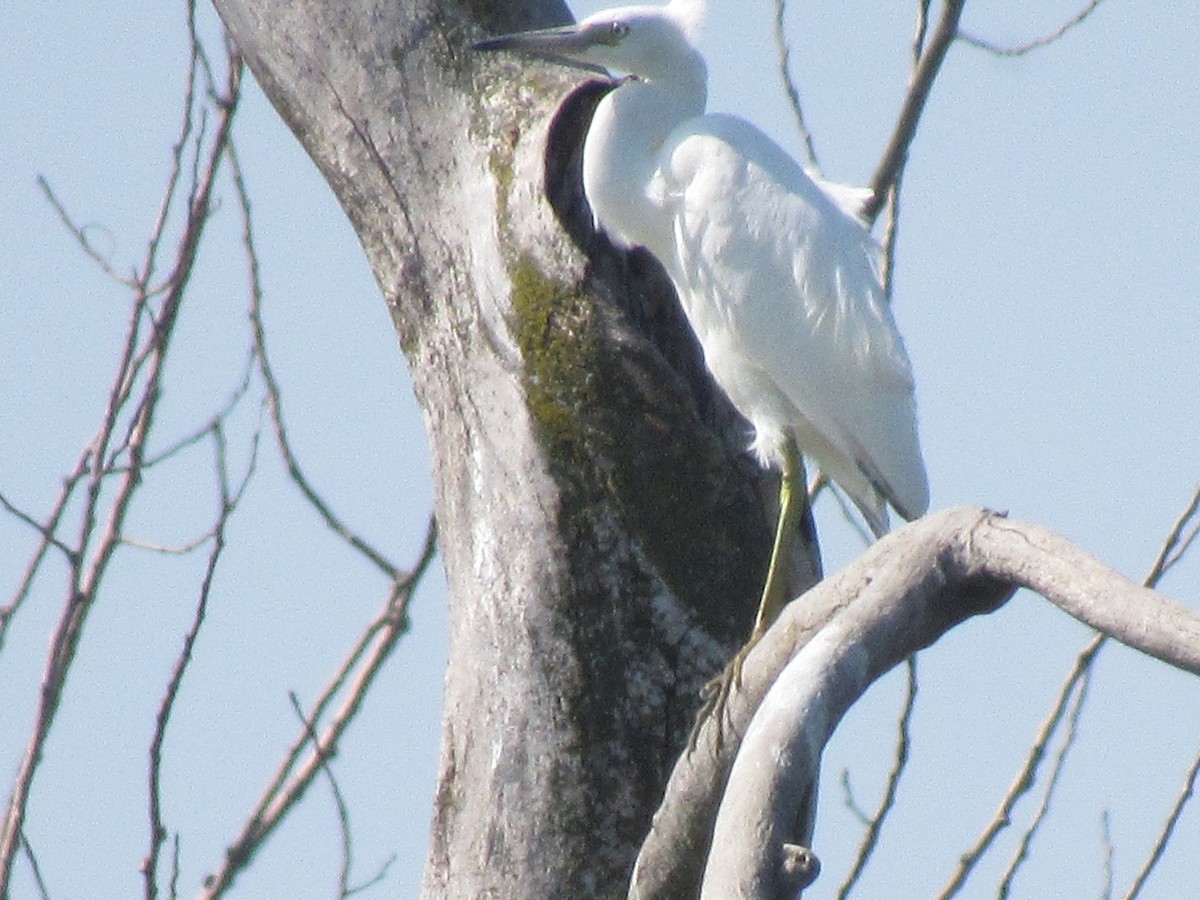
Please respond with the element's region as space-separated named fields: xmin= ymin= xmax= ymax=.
xmin=809 ymin=474 xmax=872 ymax=546
xmin=142 ymin=422 xmax=260 ymax=900
xmin=225 ymin=140 xmax=402 ymax=582
xmin=97 ymin=0 xmax=212 ymax=468
xmin=879 ymin=183 xmax=901 ymax=301
xmin=1099 ymin=810 xmax=1114 ymax=900
xmin=996 ymin=665 xmax=1092 ymax=897
xmin=877 ymin=0 xmax=933 ymax=300
xmin=959 ymin=0 xmax=1106 ymax=57
xmin=33 ymin=177 xmax=138 ymax=287
xmin=1143 ymin=485 xmax=1200 ymax=590
xmin=838 ymin=772 xmax=872 ymax=826
xmin=123 ymin=533 xmax=219 ymax=555
xmin=169 ymin=834 xmax=181 ymax=900
xmin=1121 ymin=749 xmax=1200 ymax=899
xmin=771 ymin=0 xmax=820 ymax=171
xmin=0 ymin=31 xmax=244 ymax=891
xmin=913 ymin=0 xmax=932 ymax=60
xmin=288 ymin=693 xmax=354 ymax=898
xmin=836 ymin=656 xmax=918 ymax=898
xmin=0 ymin=491 xmax=77 ymax=561
xmin=0 ymin=453 xmax=89 ymax=654
xmin=139 ymin=348 xmax=257 ymax=470
xmin=936 ymin=632 xmax=1105 ymax=898
xmin=142 ymin=0 xmax=202 ymax=288
xmin=18 ymin=831 xmax=51 ymax=900
xmin=345 ymin=853 xmax=398 ymax=897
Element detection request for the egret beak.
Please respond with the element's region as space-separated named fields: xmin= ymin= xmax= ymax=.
xmin=472 ymin=25 xmax=610 ymax=76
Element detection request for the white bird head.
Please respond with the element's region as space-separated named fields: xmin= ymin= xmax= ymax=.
xmin=473 ymin=1 xmax=705 ymax=82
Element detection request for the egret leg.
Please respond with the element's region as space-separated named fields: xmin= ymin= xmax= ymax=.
xmin=693 ymin=436 xmax=803 ymax=748
xmin=752 ymin=435 xmax=801 ymax=640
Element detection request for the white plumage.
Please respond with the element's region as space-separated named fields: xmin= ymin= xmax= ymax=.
xmin=477 ymin=0 xmax=928 ymax=540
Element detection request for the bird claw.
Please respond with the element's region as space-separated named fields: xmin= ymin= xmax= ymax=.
xmin=689 ymin=637 xmax=758 ymax=753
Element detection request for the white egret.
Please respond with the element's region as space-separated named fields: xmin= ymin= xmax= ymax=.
xmin=476 ymin=0 xmax=929 ymax=637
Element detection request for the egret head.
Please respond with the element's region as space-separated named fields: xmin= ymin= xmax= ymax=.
xmin=473 ymin=1 xmax=705 ymax=82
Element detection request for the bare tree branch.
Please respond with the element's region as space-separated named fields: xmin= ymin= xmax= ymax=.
xmin=345 ymin=853 xmax=398 ymax=897
xmin=937 ymin=631 xmax=1104 ymax=898
xmin=1100 ymin=810 xmax=1115 ymax=900
xmin=141 ymin=423 xmax=260 ymax=900
xmin=863 ymin=0 xmax=966 ymax=224
xmin=975 ymin=525 xmax=1200 ymax=672
xmin=1145 ymin=485 xmax=1200 ymax=589
xmin=0 ymin=29 xmax=244 ymax=889
xmin=0 ymin=491 xmax=77 ymax=563
xmin=226 ymin=140 xmax=402 ymax=583
xmin=288 ymin=692 xmax=355 ymax=898
xmin=199 ymin=517 xmax=438 ymax=897
xmin=169 ymin=835 xmax=181 ymax=900
xmin=138 ymin=351 xmax=258 ymax=471
xmin=877 ymin=0 xmax=937 ymax=298
xmin=700 ymin=510 xmax=1008 ymax=898
xmin=17 ymin=831 xmax=51 ymax=900
xmin=809 ymin=476 xmax=873 ymax=547
xmin=837 ymin=772 xmax=871 ymax=826
xmin=939 ymin=484 xmax=1200 ymax=895
xmin=142 ymin=1 xmax=202 ymax=293
xmin=0 ymin=457 xmax=90 ymax=654
xmin=33 ymin=176 xmax=139 ymax=287
xmin=914 ymin=0 xmax=932 ymax=60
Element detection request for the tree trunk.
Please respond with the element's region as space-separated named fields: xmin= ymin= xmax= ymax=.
xmin=212 ymin=0 xmax=819 ymax=895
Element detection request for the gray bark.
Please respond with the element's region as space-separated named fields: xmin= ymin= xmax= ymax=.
xmin=211 ymin=0 xmax=820 ymax=896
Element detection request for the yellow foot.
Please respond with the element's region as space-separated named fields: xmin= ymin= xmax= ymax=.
xmin=689 ymin=632 xmax=762 ymax=752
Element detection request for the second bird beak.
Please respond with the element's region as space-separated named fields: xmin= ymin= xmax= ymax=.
xmin=472 ymin=25 xmax=609 ymax=76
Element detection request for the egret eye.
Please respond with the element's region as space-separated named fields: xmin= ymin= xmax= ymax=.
xmin=607 ymin=21 xmax=630 ymax=43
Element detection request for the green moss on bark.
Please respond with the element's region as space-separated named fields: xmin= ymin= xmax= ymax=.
xmin=508 ymin=256 xmax=600 ymax=461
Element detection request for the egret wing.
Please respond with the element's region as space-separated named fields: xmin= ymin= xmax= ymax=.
xmin=654 ymin=114 xmax=929 ymax=522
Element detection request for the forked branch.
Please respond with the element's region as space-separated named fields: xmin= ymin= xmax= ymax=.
xmin=629 ymin=506 xmax=1200 ymax=900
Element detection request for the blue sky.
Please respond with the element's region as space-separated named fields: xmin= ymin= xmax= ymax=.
xmin=2 ymin=0 xmax=1198 ymax=896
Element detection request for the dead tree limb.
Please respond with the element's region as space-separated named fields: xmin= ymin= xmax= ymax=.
xmin=631 ymin=506 xmax=1200 ymax=900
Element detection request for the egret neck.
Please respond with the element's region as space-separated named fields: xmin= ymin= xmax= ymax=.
xmin=581 ymin=47 xmax=706 ymax=261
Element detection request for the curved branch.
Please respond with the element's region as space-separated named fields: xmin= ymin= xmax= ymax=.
xmin=974 ymin=517 xmax=1200 ymax=673
xmin=959 ymin=0 xmax=1106 ymax=57
xmin=942 ymin=485 xmax=1200 ymax=895
xmin=630 ymin=506 xmax=1200 ymax=899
